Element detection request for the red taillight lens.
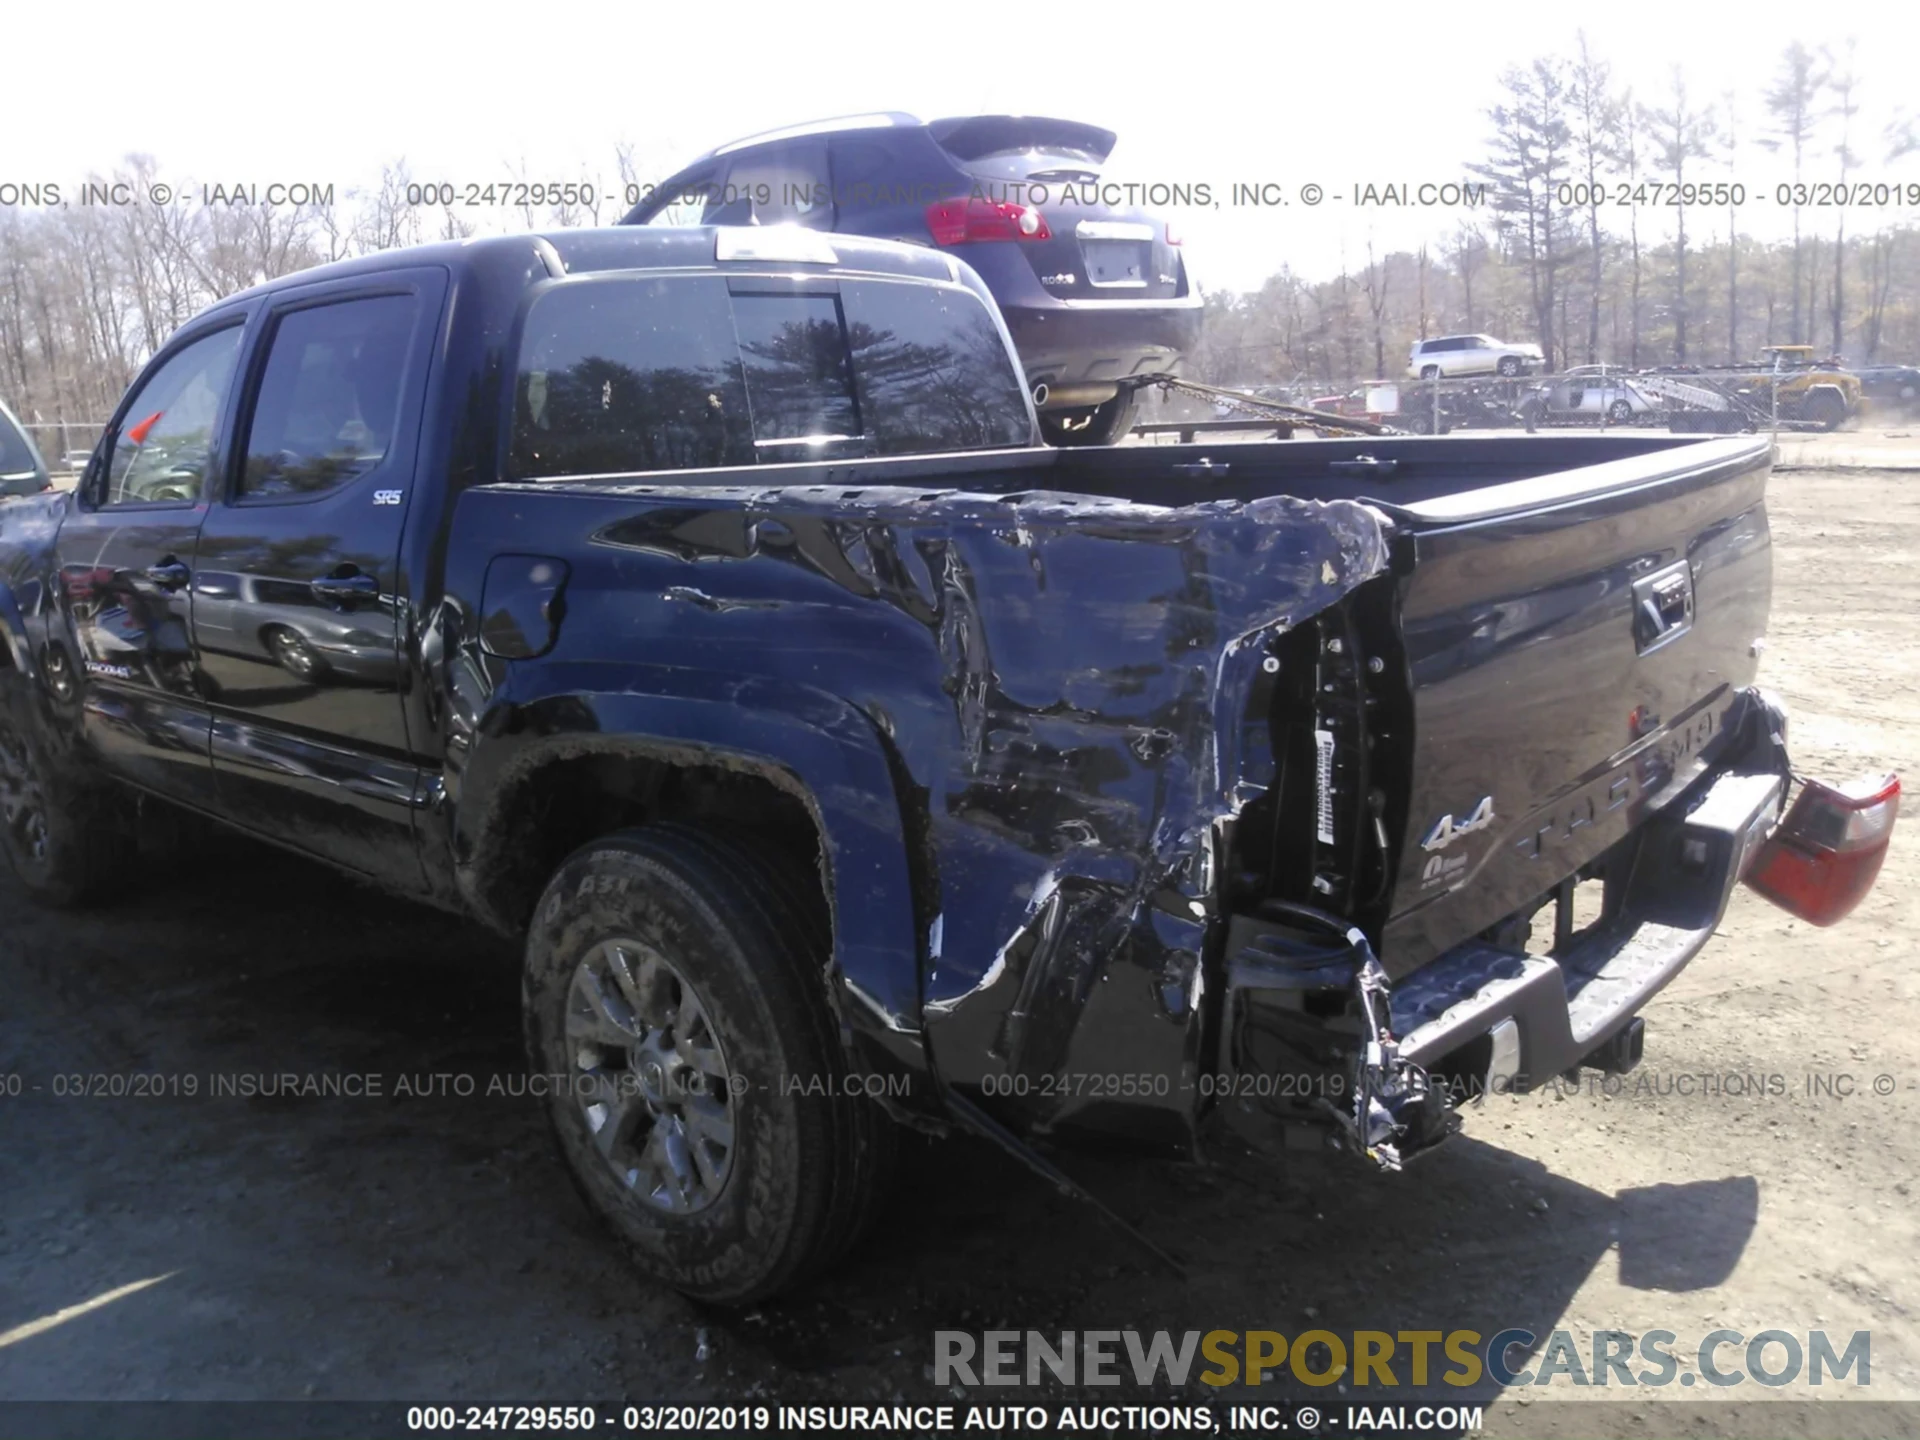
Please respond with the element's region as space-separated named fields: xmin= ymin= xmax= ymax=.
xmin=1745 ymin=773 xmax=1900 ymax=926
xmin=925 ymin=198 xmax=1052 ymax=245
xmin=1164 ymin=222 xmax=1183 ymax=246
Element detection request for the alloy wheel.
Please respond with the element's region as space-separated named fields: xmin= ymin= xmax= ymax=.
xmin=268 ymin=628 xmax=320 ymax=679
xmin=565 ymin=939 xmax=736 ymax=1214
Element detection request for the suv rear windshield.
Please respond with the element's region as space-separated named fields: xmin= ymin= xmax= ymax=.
xmin=928 ymin=117 xmax=1116 ymax=182
xmin=508 ymin=274 xmax=1030 ymax=479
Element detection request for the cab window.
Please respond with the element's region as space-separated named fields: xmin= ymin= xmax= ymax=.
xmin=239 ymin=294 xmax=419 ymax=500
xmin=102 ymin=327 xmax=244 ymax=506
xmin=840 ymin=280 xmax=1031 ymax=454
xmin=729 ymin=291 xmax=860 ymax=447
xmin=509 ymin=276 xmax=753 ymax=478
xmin=507 ymin=274 xmax=1032 ymax=479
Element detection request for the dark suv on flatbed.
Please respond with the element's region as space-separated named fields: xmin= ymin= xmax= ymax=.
xmin=621 ymin=113 xmax=1202 ymax=445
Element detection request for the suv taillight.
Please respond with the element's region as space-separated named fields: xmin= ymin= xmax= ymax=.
xmin=925 ymin=198 xmax=1052 ymax=245
xmin=1745 ymin=773 xmax=1900 ymax=926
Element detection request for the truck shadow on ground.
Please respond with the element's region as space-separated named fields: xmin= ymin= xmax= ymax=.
xmin=0 ymin=837 xmax=1760 ymax=1410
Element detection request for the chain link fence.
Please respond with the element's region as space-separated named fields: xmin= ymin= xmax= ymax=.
xmin=21 ymin=421 xmax=106 ymax=475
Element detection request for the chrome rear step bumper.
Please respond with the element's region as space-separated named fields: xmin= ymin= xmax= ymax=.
xmin=1392 ymin=766 xmax=1785 ymax=1088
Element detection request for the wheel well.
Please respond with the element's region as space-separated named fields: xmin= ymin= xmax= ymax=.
xmin=470 ymin=749 xmax=831 ymax=941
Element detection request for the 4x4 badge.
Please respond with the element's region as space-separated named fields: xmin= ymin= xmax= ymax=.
xmin=1421 ymin=795 xmax=1496 ymax=852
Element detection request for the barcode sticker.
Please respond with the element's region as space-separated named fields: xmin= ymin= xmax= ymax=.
xmin=1314 ymin=728 xmax=1337 ymax=845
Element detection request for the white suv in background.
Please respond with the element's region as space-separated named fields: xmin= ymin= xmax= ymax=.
xmin=1408 ymin=334 xmax=1544 ymax=379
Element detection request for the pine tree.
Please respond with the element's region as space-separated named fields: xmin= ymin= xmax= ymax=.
xmin=1760 ymin=42 xmax=1826 ymax=345
xmin=1642 ymin=71 xmax=1717 ymax=362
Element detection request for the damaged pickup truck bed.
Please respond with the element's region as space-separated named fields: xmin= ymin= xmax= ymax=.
xmin=0 ymin=228 xmax=1899 ymax=1303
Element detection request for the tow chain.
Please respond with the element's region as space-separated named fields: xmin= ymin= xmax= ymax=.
xmin=1126 ymin=373 xmax=1391 ymax=438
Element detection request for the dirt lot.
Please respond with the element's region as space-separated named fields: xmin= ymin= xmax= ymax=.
xmin=2 ymin=466 xmax=1916 ymax=1436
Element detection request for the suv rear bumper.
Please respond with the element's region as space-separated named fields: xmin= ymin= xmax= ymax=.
xmin=1001 ymin=300 xmax=1204 ymax=405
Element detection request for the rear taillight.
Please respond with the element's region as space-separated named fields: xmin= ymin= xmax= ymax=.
xmin=1164 ymin=222 xmax=1183 ymax=246
xmin=925 ymin=198 xmax=1052 ymax=245
xmin=1745 ymin=773 xmax=1900 ymax=926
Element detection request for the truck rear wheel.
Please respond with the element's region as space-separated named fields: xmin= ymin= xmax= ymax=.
xmin=523 ymin=824 xmax=893 ymax=1304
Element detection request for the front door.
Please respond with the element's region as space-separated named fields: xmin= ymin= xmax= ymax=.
xmin=193 ymin=271 xmax=444 ymax=883
xmin=53 ymin=322 xmax=247 ymax=807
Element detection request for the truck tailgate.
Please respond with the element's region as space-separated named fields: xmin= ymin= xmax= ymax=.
xmin=1377 ymin=436 xmax=1775 ymax=973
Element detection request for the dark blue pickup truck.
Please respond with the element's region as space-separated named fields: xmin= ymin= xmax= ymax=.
xmin=0 ymin=226 xmax=1897 ymax=1303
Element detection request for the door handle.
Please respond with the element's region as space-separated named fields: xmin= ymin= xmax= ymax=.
xmin=310 ymin=573 xmax=379 ymax=607
xmin=144 ymin=560 xmax=190 ymax=591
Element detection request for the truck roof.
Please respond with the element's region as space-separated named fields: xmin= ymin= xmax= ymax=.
xmin=200 ymin=225 xmax=965 ymax=320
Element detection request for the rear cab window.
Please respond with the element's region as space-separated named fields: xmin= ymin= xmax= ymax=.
xmin=729 ymin=291 xmax=860 ymax=451
xmin=507 ymin=273 xmax=1031 ymax=480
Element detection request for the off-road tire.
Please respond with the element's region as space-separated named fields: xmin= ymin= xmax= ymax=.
xmin=0 ymin=674 xmax=136 ymax=907
xmin=523 ymin=824 xmax=894 ymax=1304
xmin=1802 ymin=390 xmax=1848 ymax=432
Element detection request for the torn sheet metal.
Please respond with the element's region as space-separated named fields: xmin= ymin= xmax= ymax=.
xmin=445 ymin=479 xmax=1390 ymax=1149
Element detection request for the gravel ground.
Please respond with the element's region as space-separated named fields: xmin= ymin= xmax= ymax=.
xmin=1 ymin=465 xmax=1915 ymax=1436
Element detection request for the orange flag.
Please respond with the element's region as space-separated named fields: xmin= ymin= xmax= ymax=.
xmin=126 ymin=410 xmax=164 ymax=445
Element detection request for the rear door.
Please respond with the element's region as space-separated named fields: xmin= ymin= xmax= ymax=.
xmin=1379 ymin=438 xmax=1774 ymax=972
xmin=52 ymin=321 xmax=246 ymax=806
xmin=193 ymin=267 xmax=445 ymax=883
